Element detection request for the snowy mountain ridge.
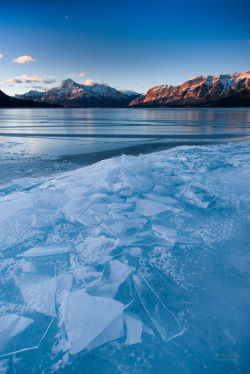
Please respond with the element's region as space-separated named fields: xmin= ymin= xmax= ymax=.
xmin=19 ymin=79 xmax=141 ymax=107
xmin=130 ymin=71 xmax=250 ymax=107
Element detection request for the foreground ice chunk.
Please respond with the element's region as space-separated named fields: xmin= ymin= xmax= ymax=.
xmin=56 ymin=273 xmax=73 ymax=292
xmin=20 ymin=245 xmax=73 ymax=257
xmin=136 ymin=199 xmax=171 ymax=217
xmin=89 ymin=260 xmax=133 ymax=298
xmin=65 ymin=290 xmax=124 ymax=354
xmin=133 ymin=274 xmax=182 ymax=341
xmin=103 ymin=218 xmax=147 ymax=245
xmin=86 ymin=313 xmax=123 ymax=352
xmin=124 ymin=313 xmax=142 ymax=345
xmin=153 ymin=225 xmax=177 ymax=245
xmin=16 ymin=274 xmax=57 ymax=317
xmin=142 ymin=323 xmax=155 ymax=337
xmin=75 ymin=236 xmax=118 ymax=265
xmin=109 ymin=260 xmax=132 ymax=284
xmin=181 ymin=188 xmax=209 ymax=209
xmin=0 ymin=314 xmax=33 ymax=352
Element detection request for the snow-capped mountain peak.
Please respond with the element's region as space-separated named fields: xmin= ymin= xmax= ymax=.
xmin=19 ymin=79 xmax=141 ymax=107
xmin=130 ymin=71 xmax=250 ymax=107
xmin=58 ymin=79 xmax=81 ymax=90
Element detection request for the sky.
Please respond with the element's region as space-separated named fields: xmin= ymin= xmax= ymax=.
xmin=0 ymin=0 xmax=249 ymax=95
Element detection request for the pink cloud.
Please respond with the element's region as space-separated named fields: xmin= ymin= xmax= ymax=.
xmin=68 ymin=73 xmax=85 ymax=78
xmin=0 ymin=54 xmax=3 ymax=59
xmin=20 ymin=74 xmax=40 ymax=82
xmin=13 ymin=56 xmax=36 ymax=64
xmin=3 ymin=75 xmax=56 ymax=84
xmin=83 ymin=79 xmax=95 ymax=86
xmin=6 ymin=78 xmax=22 ymax=84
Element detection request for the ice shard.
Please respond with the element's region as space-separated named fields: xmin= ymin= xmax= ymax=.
xmin=65 ymin=290 xmax=124 ymax=354
xmin=124 ymin=313 xmax=142 ymax=345
xmin=16 ymin=273 xmax=57 ymax=317
xmin=0 ymin=314 xmax=33 ymax=352
xmin=20 ymin=245 xmax=73 ymax=257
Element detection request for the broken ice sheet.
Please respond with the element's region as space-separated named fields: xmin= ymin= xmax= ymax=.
xmin=133 ymin=274 xmax=182 ymax=342
xmin=180 ymin=188 xmax=209 ymax=209
xmin=19 ymin=244 xmax=73 ymax=257
xmin=56 ymin=273 xmax=73 ymax=292
xmin=56 ymin=274 xmax=73 ymax=330
xmin=102 ymin=218 xmax=147 ymax=245
xmin=87 ymin=260 xmax=133 ymax=298
xmin=0 ymin=314 xmax=33 ymax=352
xmin=0 ymin=214 xmax=41 ymax=252
xmin=65 ymin=290 xmax=124 ymax=354
xmin=16 ymin=273 xmax=57 ymax=317
xmin=86 ymin=312 xmax=123 ymax=352
xmin=135 ymin=199 xmax=173 ymax=217
xmin=152 ymin=225 xmax=177 ymax=246
xmin=75 ymin=236 xmax=118 ymax=265
xmin=124 ymin=313 xmax=142 ymax=345
xmin=146 ymin=193 xmax=178 ymax=205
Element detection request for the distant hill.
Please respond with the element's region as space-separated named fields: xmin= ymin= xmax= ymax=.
xmin=0 ymin=90 xmax=61 ymax=108
xmin=129 ymin=71 xmax=250 ymax=107
xmin=18 ymin=80 xmax=141 ymax=107
xmin=15 ymin=90 xmax=45 ymax=101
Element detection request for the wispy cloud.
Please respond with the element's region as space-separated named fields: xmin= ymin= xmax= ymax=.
xmin=3 ymin=75 xmax=56 ymax=84
xmin=0 ymin=54 xmax=3 ymax=59
xmin=6 ymin=78 xmax=22 ymax=84
xmin=20 ymin=74 xmax=40 ymax=82
xmin=42 ymin=77 xmax=56 ymax=84
xmin=247 ymin=40 xmax=250 ymax=44
xmin=31 ymin=85 xmax=46 ymax=90
xmin=65 ymin=16 xmax=69 ymax=19
xmin=68 ymin=73 xmax=85 ymax=78
xmin=13 ymin=56 xmax=36 ymax=64
xmin=83 ymin=79 xmax=95 ymax=86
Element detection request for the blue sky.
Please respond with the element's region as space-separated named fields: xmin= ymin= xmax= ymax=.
xmin=0 ymin=0 xmax=249 ymax=95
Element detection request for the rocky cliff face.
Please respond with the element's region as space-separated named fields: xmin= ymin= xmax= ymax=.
xmin=19 ymin=80 xmax=141 ymax=108
xmin=129 ymin=72 xmax=250 ymax=107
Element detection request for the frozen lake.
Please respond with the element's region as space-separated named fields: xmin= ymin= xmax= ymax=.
xmin=0 ymin=107 xmax=250 ymax=183
xmin=0 ymin=108 xmax=250 ymax=373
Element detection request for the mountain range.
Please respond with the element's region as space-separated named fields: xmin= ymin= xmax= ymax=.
xmin=0 ymin=90 xmax=60 ymax=108
xmin=1 ymin=71 xmax=250 ymax=108
xmin=129 ymin=71 xmax=250 ymax=107
xmin=17 ymin=80 xmax=141 ymax=108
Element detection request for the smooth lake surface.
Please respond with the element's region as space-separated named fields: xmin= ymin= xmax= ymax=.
xmin=0 ymin=107 xmax=250 ymax=183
